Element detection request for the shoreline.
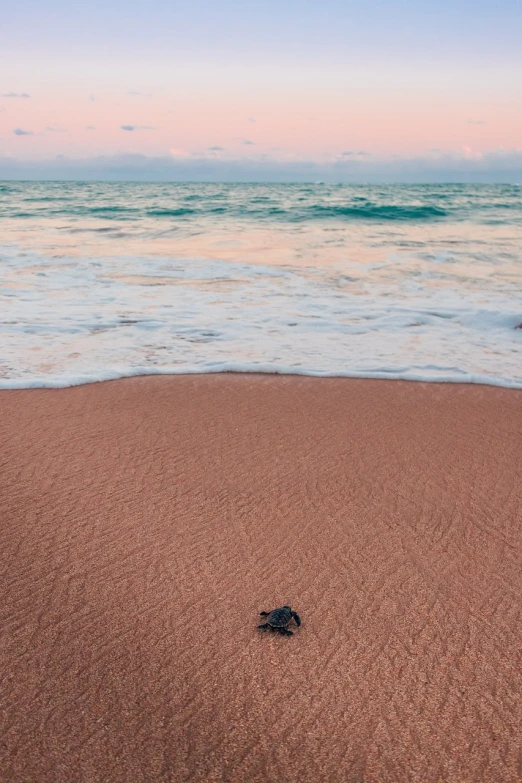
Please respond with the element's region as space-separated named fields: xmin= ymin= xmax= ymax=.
xmin=1 ymin=374 xmax=521 ymax=783
xmin=2 ymin=366 xmax=522 ymax=391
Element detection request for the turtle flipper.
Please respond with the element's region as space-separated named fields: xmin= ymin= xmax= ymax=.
xmin=291 ymin=611 xmax=301 ymax=627
xmin=257 ymin=623 xmax=269 ymax=630
xmin=279 ymin=627 xmax=293 ymax=636
xmin=259 ymin=611 xmax=269 ymax=616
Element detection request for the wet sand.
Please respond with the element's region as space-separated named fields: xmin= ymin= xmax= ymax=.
xmin=1 ymin=375 xmax=521 ymax=783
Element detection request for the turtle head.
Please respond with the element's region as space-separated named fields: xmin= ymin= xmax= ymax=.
xmin=283 ymin=604 xmax=291 ymax=610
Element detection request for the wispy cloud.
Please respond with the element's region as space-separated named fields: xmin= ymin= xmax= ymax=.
xmin=248 ymin=117 xmax=256 ymax=123
xmin=13 ymin=128 xmax=34 ymax=136
xmin=467 ymin=119 xmax=487 ymax=125
xmin=2 ymin=92 xmax=30 ymax=98
xmin=340 ymin=150 xmax=371 ymax=157
xmin=88 ymin=94 xmax=95 ymax=102
xmin=45 ymin=126 xmax=67 ymax=133
xmin=127 ymin=90 xmax=152 ymax=97
xmin=208 ymin=145 xmax=225 ymax=151
xmin=85 ymin=125 xmax=96 ymax=130
xmin=121 ymin=124 xmax=157 ymax=131
xmin=242 ymin=139 xmax=255 ymax=145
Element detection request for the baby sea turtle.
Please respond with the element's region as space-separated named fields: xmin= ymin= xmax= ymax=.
xmin=257 ymin=605 xmax=301 ymax=636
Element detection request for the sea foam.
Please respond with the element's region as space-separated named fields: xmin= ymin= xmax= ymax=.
xmin=1 ymin=226 xmax=521 ymax=388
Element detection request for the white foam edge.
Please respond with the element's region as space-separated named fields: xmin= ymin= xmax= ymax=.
xmin=1 ymin=364 xmax=521 ymax=390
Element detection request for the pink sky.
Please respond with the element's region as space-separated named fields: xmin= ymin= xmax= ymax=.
xmin=1 ymin=0 xmax=521 ymax=179
xmin=2 ymin=61 xmax=521 ymax=162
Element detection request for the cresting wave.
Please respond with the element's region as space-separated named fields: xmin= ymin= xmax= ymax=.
xmin=7 ymin=202 xmax=450 ymax=222
xmin=303 ymin=203 xmax=448 ymax=220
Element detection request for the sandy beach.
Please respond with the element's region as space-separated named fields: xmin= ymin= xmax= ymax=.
xmin=1 ymin=374 xmax=521 ymax=783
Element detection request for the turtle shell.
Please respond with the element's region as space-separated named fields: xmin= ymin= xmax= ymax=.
xmin=267 ymin=606 xmax=292 ymax=627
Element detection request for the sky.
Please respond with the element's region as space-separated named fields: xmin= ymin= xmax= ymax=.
xmin=1 ymin=0 xmax=521 ymax=181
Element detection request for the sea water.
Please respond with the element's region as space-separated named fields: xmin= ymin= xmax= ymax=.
xmin=1 ymin=181 xmax=521 ymax=388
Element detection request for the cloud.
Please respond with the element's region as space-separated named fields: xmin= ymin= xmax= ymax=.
xmin=85 ymin=125 xmax=96 ymax=130
xmin=1 ymin=149 xmax=522 ymax=183
xmin=88 ymin=94 xmax=95 ymax=102
xmin=2 ymin=92 xmax=30 ymax=98
xmin=13 ymin=128 xmax=33 ymax=136
xmin=242 ymin=139 xmax=255 ymax=145
xmin=248 ymin=117 xmax=256 ymax=123
xmin=127 ymin=90 xmax=152 ymax=97
xmin=208 ymin=146 xmax=225 ymax=151
xmin=468 ymin=119 xmax=487 ymax=125
xmin=340 ymin=150 xmax=371 ymax=157
xmin=462 ymin=145 xmax=482 ymax=159
xmin=45 ymin=126 xmax=67 ymax=133
xmin=121 ymin=124 xmax=157 ymax=131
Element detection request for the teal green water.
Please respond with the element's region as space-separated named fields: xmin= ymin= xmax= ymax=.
xmin=1 ymin=182 xmax=521 ymax=224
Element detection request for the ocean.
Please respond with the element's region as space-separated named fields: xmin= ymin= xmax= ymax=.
xmin=1 ymin=181 xmax=521 ymax=388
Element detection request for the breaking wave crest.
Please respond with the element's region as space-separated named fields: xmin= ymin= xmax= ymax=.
xmin=303 ymin=203 xmax=447 ymax=221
